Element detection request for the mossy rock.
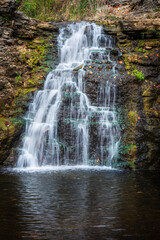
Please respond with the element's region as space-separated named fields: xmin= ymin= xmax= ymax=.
xmin=128 ymin=111 xmax=138 ymax=126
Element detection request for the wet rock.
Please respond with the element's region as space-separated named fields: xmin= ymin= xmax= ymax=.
xmin=73 ymin=64 xmax=84 ymax=71
xmin=37 ymin=22 xmax=58 ymax=31
xmin=145 ymin=46 xmax=152 ymax=50
xmin=131 ymin=0 xmax=160 ymax=10
xmin=0 ymin=0 xmax=59 ymax=165
xmin=0 ymin=80 xmax=6 ymax=90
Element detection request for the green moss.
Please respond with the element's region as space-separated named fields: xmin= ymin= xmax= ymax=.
xmin=10 ymin=117 xmax=24 ymax=126
xmin=2 ymin=15 xmax=12 ymax=23
xmin=154 ymin=8 xmax=160 ymax=12
xmin=15 ymin=88 xmax=36 ymax=98
xmin=18 ymin=36 xmax=53 ymax=90
xmin=0 ymin=118 xmax=8 ymax=130
xmin=133 ymin=69 xmax=145 ymax=80
xmin=108 ymin=15 xmax=118 ymax=20
xmin=123 ymin=54 xmax=131 ymax=70
xmin=135 ymin=47 xmax=146 ymax=53
xmin=128 ymin=111 xmax=138 ymax=126
xmin=64 ymin=92 xmax=72 ymax=99
xmin=126 ymin=161 xmax=136 ymax=169
xmin=117 ymin=42 xmax=132 ymax=48
xmin=138 ymin=40 xmax=145 ymax=48
xmin=15 ymin=74 xmax=22 ymax=84
xmin=119 ymin=143 xmax=136 ymax=154
xmin=125 ymin=144 xmax=136 ymax=151
xmin=0 ymin=117 xmax=23 ymax=130
xmin=19 ymin=39 xmax=50 ymax=70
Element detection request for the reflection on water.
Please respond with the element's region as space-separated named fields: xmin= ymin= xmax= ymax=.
xmin=0 ymin=168 xmax=160 ymax=239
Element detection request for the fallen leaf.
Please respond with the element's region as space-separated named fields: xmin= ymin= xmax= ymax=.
xmin=5 ymin=121 xmax=10 ymax=127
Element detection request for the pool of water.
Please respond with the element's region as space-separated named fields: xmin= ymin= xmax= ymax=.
xmin=0 ymin=167 xmax=160 ymax=239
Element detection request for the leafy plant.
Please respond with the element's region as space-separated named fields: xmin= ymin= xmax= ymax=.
xmin=133 ymin=69 xmax=145 ymax=80
xmin=15 ymin=74 xmax=22 ymax=84
xmin=137 ymin=47 xmax=146 ymax=53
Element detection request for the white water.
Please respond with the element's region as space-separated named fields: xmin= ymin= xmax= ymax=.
xmin=17 ymin=22 xmax=120 ymax=168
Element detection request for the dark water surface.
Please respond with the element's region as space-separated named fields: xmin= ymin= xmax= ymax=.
xmin=0 ymin=167 xmax=160 ymax=240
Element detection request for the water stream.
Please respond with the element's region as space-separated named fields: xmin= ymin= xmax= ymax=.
xmin=18 ymin=22 xmax=120 ymax=168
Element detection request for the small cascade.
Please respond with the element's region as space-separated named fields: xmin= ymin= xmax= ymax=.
xmin=17 ymin=22 xmax=120 ymax=168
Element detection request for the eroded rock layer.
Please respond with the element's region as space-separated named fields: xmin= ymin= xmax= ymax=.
xmin=94 ymin=10 xmax=160 ymax=169
xmin=0 ymin=0 xmax=59 ymax=165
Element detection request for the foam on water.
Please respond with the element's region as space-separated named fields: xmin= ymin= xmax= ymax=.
xmin=13 ymin=165 xmax=117 ymax=173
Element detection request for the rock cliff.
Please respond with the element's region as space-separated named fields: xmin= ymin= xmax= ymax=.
xmin=92 ymin=1 xmax=160 ymax=169
xmin=0 ymin=0 xmax=59 ymax=165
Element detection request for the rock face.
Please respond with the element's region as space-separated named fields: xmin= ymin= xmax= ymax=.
xmin=0 ymin=0 xmax=19 ymax=14
xmin=84 ymin=0 xmax=160 ymax=169
xmin=116 ymin=36 xmax=160 ymax=169
xmin=94 ymin=7 xmax=160 ymax=169
xmin=107 ymin=0 xmax=160 ymax=8
xmin=131 ymin=0 xmax=160 ymax=10
xmin=0 ymin=0 xmax=59 ymax=165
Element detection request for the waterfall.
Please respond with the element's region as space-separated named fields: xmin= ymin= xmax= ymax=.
xmin=17 ymin=22 xmax=120 ymax=168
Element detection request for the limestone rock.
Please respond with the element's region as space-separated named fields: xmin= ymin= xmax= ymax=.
xmin=0 ymin=0 xmax=19 ymax=14
xmin=37 ymin=22 xmax=57 ymax=31
xmin=0 ymin=0 xmax=59 ymax=165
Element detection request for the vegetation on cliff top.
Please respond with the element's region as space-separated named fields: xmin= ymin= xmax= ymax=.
xmin=18 ymin=0 xmax=106 ymax=21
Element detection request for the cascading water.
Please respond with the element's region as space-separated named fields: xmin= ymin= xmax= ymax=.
xmin=17 ymin=22 xmax=120 ymax=168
